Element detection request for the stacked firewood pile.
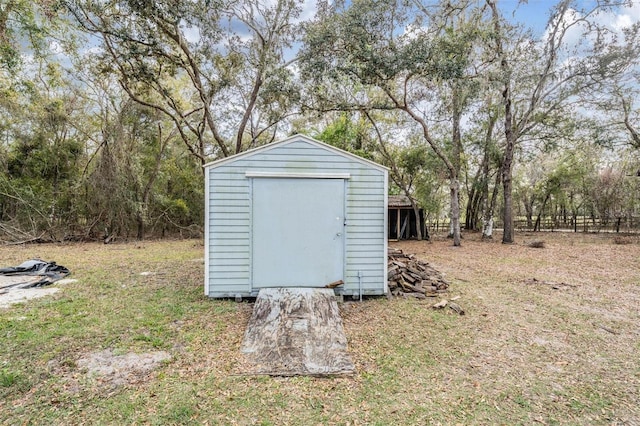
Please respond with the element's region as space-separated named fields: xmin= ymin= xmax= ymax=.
xmin=388 ymin=248 xmax=449 ymax=298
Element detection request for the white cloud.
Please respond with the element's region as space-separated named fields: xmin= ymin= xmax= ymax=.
xmin=541 ymin=7 xmax=589 ymax=51
xmin=402 ymin=23 xmax=430 ymax=41
xmin=258 ymin=0 xmax=319 ymax=22
xmin=537 ymin=1 xmax=640 ymax=66
xmin=82 ymin=46 xmax=104 ymax=56
xmin=614 ymin=13 xmax=633 ymax=31
xmin=609 ymin=1 xmax=640 ymax=32
xmin=297 ymin=0 xmax=319 ymax=23
xmin=49 ymin=40 xmax=65 ymax=55
xmin=182 ymin=25 xmax=201 ymax=44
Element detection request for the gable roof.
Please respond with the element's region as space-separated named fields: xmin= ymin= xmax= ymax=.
xmin=203 ymin=134 xmax=388 ymax=172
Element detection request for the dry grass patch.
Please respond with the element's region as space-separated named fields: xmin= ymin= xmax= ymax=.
xmin=613 ymin=235 xmax=635 ymax=245
xmin=400 ymin=231 xmax=640 ymax=424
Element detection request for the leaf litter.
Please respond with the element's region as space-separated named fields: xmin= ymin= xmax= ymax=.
xmin=0 ymin=234 xmax=638 ymax=424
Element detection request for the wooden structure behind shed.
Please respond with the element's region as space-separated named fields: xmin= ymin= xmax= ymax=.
xmin=388 ymin=195 xmax=426 ymax=241
xmin=203 ymin=134 xmax=389 ymax=299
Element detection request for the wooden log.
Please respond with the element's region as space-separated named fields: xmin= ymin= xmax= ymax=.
xmin=324 ymin=280 xmax=344 ymax=288
xmin=419 ymin=271 xmax=437 ymax=280
xmin=401 ymin=282 xmax=426 ymax=294
xmin=388 ymin=273 xmax=402 ymax=282
xmin=432 ymin=300 xmax=448 ymax=309
xmin=401 ymin=272 xmax=416 ymax=283
xmin=392 ymin=260 xmax=407 ymax=268
xmin=408 ymin=273 xmax=423 ymax=282
xmin=398 ymin=280 xmax=411 ymax=291
xmin=403 ymin=292 xmax=426 ymax=300
xmin=421 ymin=284 xmax=437 ymax=293
xmin=387 ymin=249 xmax=449 ymax=297
xmin=449 ymin=302 xmax=465 ymax=315
xmin=407 ymin=266 xmax=423 ymax=276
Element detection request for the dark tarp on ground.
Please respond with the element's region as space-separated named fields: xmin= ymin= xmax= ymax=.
xmin=0 ymin=260 xmax=70 ymax=289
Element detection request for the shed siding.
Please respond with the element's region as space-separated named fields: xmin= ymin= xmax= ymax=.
xmin=208 ymin=163 xmax=251 ymax=295
xmin=206 ymin=137 xmax=387 ymax=297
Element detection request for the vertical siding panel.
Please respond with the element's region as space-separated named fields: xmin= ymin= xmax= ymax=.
xmin=204 ymin=167 xmax=210 ymax=296
xmin=208 ymin=164 xmax=251 ymax=296
xmin=344 ymin=170 xmax=387 ymax=294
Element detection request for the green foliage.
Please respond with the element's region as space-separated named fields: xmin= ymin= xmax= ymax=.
xmin=398 ymin=143 xmax=429 ymax=177
xmin=66 ymin=0 xmax=305 ymax=158
xmin=513 ymin=144 xmax=640 ymax=230
xmin=303 ymin=0 xmax=470 ymax=87
xmin=1 ymin=0 xmax=639 ymax=242
xmin=0 ymin=61 xmax=205 ymax=241
xmin=82 ymin=101 xmax=204 ymax=239
xmin=314 ymin=113 xmax=376 ymax=160
xmin=398 ymin=141 xmax=449 ymax=220
xmin=1 ymin=0 xmax=42 ymax=73
xmin=1 ymin=0 xmax=75 ymax=78
xmin=301 ymin=0 xmax=484 ymax=105
xmin=0 ymin=69 xmax=87 ymax=238
xmin=0 ymin=368 xmax=20 ymax=388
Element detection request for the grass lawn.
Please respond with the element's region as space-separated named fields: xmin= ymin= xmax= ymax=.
xmin=0 ymin=232 xmax=639 ymax=425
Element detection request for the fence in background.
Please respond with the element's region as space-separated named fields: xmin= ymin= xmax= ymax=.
xmin=514 ymin=216 xmax=640 ymax=233
xmin=425 ymin=215 xmax=640 ymax=235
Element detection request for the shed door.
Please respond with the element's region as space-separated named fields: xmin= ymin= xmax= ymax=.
xmin=252 ymin=178 xmax=345 ymax=288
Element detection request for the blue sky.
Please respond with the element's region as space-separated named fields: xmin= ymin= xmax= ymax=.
xmin=502 ymin=0 xmax=555 ymax=35
xmin=500 ymin=0 xmax=640 ymax=39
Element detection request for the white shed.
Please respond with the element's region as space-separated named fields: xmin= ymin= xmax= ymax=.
xmin=204 ymin=134 xmax=388 ymax=299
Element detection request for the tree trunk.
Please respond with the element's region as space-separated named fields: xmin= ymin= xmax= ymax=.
xmin=469 ymin=111 xmax=496 ymax=233
xmin=449 ymin=86 xmax=463 ymax=246
xmin=533 ymin=193 xmax=550 ymax=232
xmin=450 ymin=179 xmax=461 ymax=246
xmin=523 ymin=195 xmax=534 ymax=228
xmin=500 ymin=75 xmax=516 ymax=244
xmin=136 ymin=212 xmax=145 ymax=241
xmin=479 ymin=110 xmax=498 ymax=239
xmin=482 ymin=171 xmax=500 ymax=239
xmin=465 ymin=180 xmax=485 ymax=232
xmin=136 ymin=123 xmax=170 ymax=241
xmin=465 ymin=184 xmax=477 ymax=231
xmin=502 ymin=168 xmax=514 ymax=243
xmin=488 ymin=0 xmax=516 ymax=244
xmin=465 ymin=153 xmax=485 ymax=232
xmin=410 ymin=201 xmax=423 ymax=241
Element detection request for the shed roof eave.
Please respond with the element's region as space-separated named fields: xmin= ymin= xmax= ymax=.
xmin=202 ymin=134 xmax=389 ymax=172
xmin=388 ymin=194 xmax=415 ymax=208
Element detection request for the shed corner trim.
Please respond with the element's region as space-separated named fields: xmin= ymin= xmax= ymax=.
xmin=245 ymin=171 xmax=351 ymax=179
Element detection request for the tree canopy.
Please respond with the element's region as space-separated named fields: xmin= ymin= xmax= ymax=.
xmin=1 ymin=0 xmax=639 ymax=243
